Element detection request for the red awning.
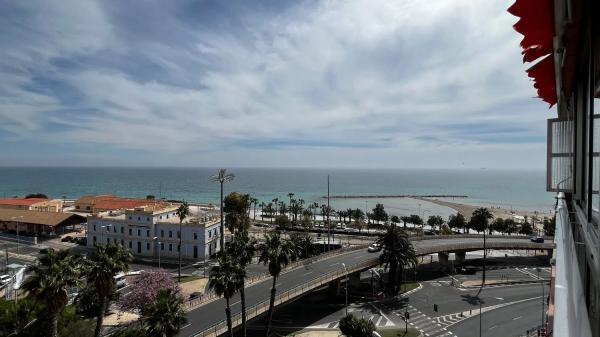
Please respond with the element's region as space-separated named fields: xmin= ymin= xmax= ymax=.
xmin=508 ymin=0 xmax=557 ymax=107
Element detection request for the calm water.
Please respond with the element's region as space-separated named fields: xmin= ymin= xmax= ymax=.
xmin=0 ymin=167 xmax=554 ymax=217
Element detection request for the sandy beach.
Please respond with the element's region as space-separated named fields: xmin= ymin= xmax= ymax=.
xmin=418 ymin=197 xmax=553 ymax=221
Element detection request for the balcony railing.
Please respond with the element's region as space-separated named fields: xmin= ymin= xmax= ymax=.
xmin=552 ymin=193 xmax=592 ymax=337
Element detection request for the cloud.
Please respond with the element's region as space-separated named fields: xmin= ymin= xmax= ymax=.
xmin=0 ymin=0 xmax=553 ymax=168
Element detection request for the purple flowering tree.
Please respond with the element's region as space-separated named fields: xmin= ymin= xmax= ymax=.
xmin=118 ymin=269 xmax=182 ymax=314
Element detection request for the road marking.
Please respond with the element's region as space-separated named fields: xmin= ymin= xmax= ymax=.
xmin=231 ymin=301 xmax=240 ymax=306
xmin=303 ymin=271 xmax=313 ymax=276
xmin=495 ymin=297 xmax=504 ymax=301
xmin=330 ymin=262 xmax=339 ymax=266
xmin=512 ymin=316 xmax=522 ymax=320
xmin=489 ymin=325 xmax=497 ymax=330
xmin=181 ymin=324 xmax=191 ymax=329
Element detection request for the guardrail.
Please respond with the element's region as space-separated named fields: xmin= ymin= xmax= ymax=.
xmin=409 ymin=234 xmax=554 ymax=242
xmin=189 ymin=256 xmax=379 ymax=337
xmin=184 ymin=243 xmax=369 ymax=310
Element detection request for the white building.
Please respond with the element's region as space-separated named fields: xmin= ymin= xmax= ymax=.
xmin=86 ymin=203 xmax=221 ymax=260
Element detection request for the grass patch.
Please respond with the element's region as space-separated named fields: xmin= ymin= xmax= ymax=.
xmin=378 ymin=327 xmax=420 ymax=337
xmin=400 ymin=282 xmax=419 ymax=293
xmin=178 ymin=275 xmax=201 ymax=283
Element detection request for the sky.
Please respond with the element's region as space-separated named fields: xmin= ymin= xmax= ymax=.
xmin=0 ymin=0 xmax=554 ymax=169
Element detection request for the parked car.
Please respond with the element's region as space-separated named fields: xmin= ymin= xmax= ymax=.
xmin=188 ymin=292 xmax=202 ymax=300
xmin=530 ymin=236 xmax=544 ymax=243
xmin=368 ymin=243 xmax=382 ymax=253
xmin=0 ymin=274 xmax=12 ymax=287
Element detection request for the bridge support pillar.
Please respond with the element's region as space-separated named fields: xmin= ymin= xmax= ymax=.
xmin=328 ymin=280 xmax=341 ymax=296
xmin=455 ymin=251 xmax=466 ymax=264
xmin=349 ymin=272 xmax=361 ymax=288
xmin=438 ymin=252 xmax=449 ymax=266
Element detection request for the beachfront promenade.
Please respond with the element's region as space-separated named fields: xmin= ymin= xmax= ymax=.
xmin=178 ymin=235 xmax=553 ymax=337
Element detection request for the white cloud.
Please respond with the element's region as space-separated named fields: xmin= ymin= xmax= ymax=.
xmin=0 ymin=0 xmax=554 ymax=168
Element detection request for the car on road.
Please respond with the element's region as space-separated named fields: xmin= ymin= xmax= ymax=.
xmin=0 ymin=274 xmax=12 ymax=287
xmin=367 ymin=243 xmax=381 ymax=252
xmin=530 ymin=236 xmax=544 ymax=243
xmin=457 ymin=266 xmax=477 ymax=274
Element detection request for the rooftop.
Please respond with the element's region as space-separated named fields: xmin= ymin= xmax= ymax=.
xmin=0 ymin=209 xmax=86 ymax=227
xmin=0 ymin=198 xmax=49 ymax=207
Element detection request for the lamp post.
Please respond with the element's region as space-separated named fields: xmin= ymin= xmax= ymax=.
xmin=421 ymin=210 xmax=430 ymax=237
xmin=153 ymin=237 xmax=161 ymax=268
xmin=537 ymin=268 xmax=545 ymax=330
xmin=341 ymin=263 xmax=348 ymax=316
xmin=11 ymin=216 xmax=23 ymax=254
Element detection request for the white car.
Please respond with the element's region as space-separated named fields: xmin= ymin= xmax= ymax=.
xmin=368 ymin=243 xmax=382 ymax=253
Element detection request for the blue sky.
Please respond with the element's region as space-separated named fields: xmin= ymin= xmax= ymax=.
xmin=0 ymin=0 xmax=553 ymax=169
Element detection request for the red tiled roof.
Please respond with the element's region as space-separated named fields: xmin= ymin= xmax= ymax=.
xmin=0 ymin=198 xmax=48 ymax=207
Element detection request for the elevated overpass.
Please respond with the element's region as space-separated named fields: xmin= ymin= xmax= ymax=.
xmin=180 ymin=235 xmax=553 ymax=337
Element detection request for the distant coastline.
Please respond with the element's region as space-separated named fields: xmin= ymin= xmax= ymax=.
xmin=323 ymin=195 xmax=469 ymax=199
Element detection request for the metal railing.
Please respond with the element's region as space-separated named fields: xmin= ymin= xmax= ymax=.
xmin=188 ymin=256 xmax=379 ymax=337
xmin=184 ymin=244 xmax=369 ymax=310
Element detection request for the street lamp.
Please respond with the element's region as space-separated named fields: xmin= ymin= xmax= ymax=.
xmin=536 ymin=267 xmax=545 ymax=330
xmin=11 ymin=216 xmax=23 ymax=254
xmin=153 ymin=237 xmax=161 ymax=268
xmin=341 ymin=263 xmax=349 ymax=316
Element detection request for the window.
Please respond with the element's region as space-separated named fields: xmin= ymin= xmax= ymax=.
xmin=169 ymin=231 xmax=172 ymax=238
xmin=121 ymin=239 xmax=124 ymax=246
xmin=161 ymin=230 xmax=164 ymax=237
xmin=194 ymin=232 xmax=198 ymax=240
xmin=169 ymin=244 xmax=172 ymax=251
xmin=76 ymin=206 xmax=80 ymax=210
xmin=137 ymin=217 xmax=141 ymax=221
xmin=167 ymin=215 xmax=169 ymax=219
xmin=93 ymin=236 xmax=96 ymax=243
xmin=129 ymin=229 xmax=132 ymax=235
xmin=209 ymin=231 xmax=211 ymax=238
xmin=113 ymin=238 xmax=117 ymax=244
xmin=146 ymin=217 xmax=150 ymax=221
xmin=177 ymin=245 xmax=180 ymax=252
xmin=146 ymin=230 xmax=150 ymax=237
xmin=146 ymin=242 xmax=150 ymax=250
xmin=93 ymin=225 xmax=96 ymax=231
xmin=129 ymin=241 xmax=132 ymax=248
xmin=160 ymin=216 xmax=162 ymax=219
xmin=113 ymin=226 xmax=117 ymax=233
xmin=121 ymin=227 xmax=124 ymax=233
xmin=106 ymin=238 xmax=110 ymax=244
xmin=161 ymin=243 xmax=164 ymax=250
xmin=129 ymin=216 xmax=132 ymax=220
xmin=137 ymin=229 xmax=141 ymax=236
xmin=177 ymin=231 xmax=180 ymax=238
xmin=86 ymin=206 xmax=90 ymax=210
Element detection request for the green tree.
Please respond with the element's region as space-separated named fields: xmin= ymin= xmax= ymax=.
xmin=274 ymin=214 xmax=290 ymax=230
xmin=409 ymin=214 xmax=423 ymax=228
xmin=400 ymin=216 xmax=411 ymax=229
xmin=427 ymin=215 xmax=445 ymax=234
xmin=504 ymin=219 xmax=517 ymax=235
xmin=208 ymin=253 xmax=244 ymax=337
xmin=376 ymin=226 xmax=417 ymax=295
xmin=0 ymin=297 xmax=39 ymax=337
xmin=543 ymin=216 xmax=556 ymax=236
xmin=448 ymin=213 xmax=467 ymax=233
xmin=258 ymin=232 xmax=298 ymax=336
xmin=390 ymin=215 xmax=400 ymax=226
xmin=469 ymin=208 xmax=493 ymax=234
xmin=223 ymin=192 xmax=251 ymax=234
xmin=338 ymin=313 xmax=376 ymax=337
xmin=225 ymin=231 xmax=256 ymax=337
xmin=22 ymin=249 xmax=81 ymax=337
xmin=84 ymin=243 xmax=132 ymax=337
xmin=519 ymin=222 xmax=534 ymax=235
xmin=492 ymin=218 xmax=507 ymax=235
xmin=371 ymin=203 xmax=388 ymax=224
xmin=143 ymin=290 xmax=187 ymax=337
xmin=210 ymin=169 xmax=235 ymax=252
xmin=289 ymin=232 xmax=315 ymax=259
xmin=176 ymin=201 xmax=190 ymax=282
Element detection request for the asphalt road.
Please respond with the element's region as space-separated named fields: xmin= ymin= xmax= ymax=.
xmin=178 ymin=236 xmax=546 ymax=336
xmin=450 ymin=298 xmax=543 ymax=337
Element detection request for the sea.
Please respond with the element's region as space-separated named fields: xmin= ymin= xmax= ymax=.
xmin=0 ymin=167 xmax=555 ymax=218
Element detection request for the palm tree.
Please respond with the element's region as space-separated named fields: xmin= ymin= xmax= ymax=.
xmin=258 ymin=232 xmax=298 ymax=336
xmin=226 ymin=230 xmax=256 ymax=337
xmin=144 ymin=289 xmax=187 ymax=337
xmin=22 ymin=249 xmax=81 ymax=337
xmin=85 ymin=243 xmax=133 ymax=337
xmin=211 ymin=169 xmax=235 ymax=252
xmin=471 ymin=207 xmax=493 ymax=287
xmin=259 ymin=202 xmax=265 ymax=222
xmin=376 ymin=225 xmax=417 ymax=295
xmin=176 ymin=201 xmax=190 ymax=282
xmin=209 ymin=252 xmax=244 ymax=337
xmin=251 ymin=197 xmax=259 ymax=221
xmin=287 ymin=193 xmax=294 ymax=219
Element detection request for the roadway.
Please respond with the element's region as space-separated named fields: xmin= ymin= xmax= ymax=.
xmin=179 ymin=236 xmax=550 ymax=337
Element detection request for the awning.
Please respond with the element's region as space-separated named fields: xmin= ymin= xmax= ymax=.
xmin=508 ymin=0 xmax=557 ymax=107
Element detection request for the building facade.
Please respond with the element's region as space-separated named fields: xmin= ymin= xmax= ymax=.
xmin=509 ymin=0 xmax=600 ymax=335
xmin=0 ymin=198 xmax=63 ymax=212
xmin=86 ymin=204 xmax=221 ymax=260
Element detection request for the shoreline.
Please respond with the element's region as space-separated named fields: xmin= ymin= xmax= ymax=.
xmin=417 ymin=197 xmax=553 ymax=220
xmin=322 ymin=194 xmax=468 ymax=199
